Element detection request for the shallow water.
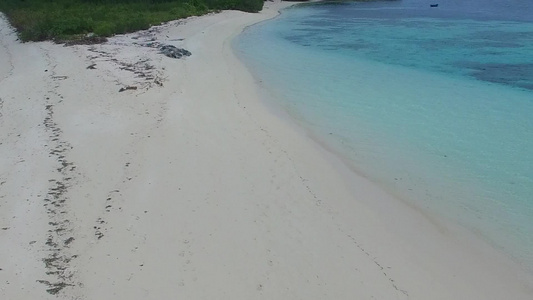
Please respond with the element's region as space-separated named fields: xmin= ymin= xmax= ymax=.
xmin=235 ymin=1 xmax=533 ymax=269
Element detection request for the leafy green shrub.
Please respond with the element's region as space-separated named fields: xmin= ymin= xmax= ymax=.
xmin=206 ymin=0 xmax=263 ymax=13
xmin=115 ymin=14 xmax=150 ymax=34
xmin=94 ymin=21 xmax=116 ymax=36
xmin=0 ymin=0 xmax=265 ymax=41
xmin=49 ymin=17 xmax=93 ymax=36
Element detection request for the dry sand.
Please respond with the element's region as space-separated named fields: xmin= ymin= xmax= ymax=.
xmin=1 ymin=2 xmax=533 ymax=299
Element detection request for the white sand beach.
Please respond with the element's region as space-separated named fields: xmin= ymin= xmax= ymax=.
xmin=1 ymin=1 xmax=532 ymax=299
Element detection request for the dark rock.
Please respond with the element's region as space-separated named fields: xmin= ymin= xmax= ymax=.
xmin=159 ymin=45 xmax=191 ymax=59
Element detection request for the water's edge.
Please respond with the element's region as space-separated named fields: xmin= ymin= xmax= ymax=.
xmin=233 ymin=2 xmax=533 ymax=272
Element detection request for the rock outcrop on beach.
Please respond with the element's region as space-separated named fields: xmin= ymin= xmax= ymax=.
xmin=159 ymin=45 xmax=191 ymax=59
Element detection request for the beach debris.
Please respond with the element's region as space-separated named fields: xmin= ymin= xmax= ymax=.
xmin=95 ymin=230 xmax=104 ymax=239
xmin=62 ymin=36 xmax=108 ymax=46
xmin=119 ymin=86 xmax=138 ymax=92
xmin=36 ymin=280 xmax=73 ymax=295
xmin=159 ymin=45 xmax=191 ymax=59
xmin=64 ymin=237 xmax=75 ymax=246
xmin=52 ymin=75 xmax=68 ymax=80
xmin=137 ymin=41 xmax=161 ymax=48
xmin=87 ymin=64 xmax=97 ymax=69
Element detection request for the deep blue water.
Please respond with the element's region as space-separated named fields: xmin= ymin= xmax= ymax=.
xmin=235 ymin=0 xmax=533 ymax=269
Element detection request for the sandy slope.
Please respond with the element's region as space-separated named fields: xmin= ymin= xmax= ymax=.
xmin=1 ymin=2 xmax=532 ymax=299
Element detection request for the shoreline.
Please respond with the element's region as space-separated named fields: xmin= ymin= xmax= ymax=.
xmin=1 ymin=2 xmax=532 ymax=299
xmin=236 ymin=3 xmax=533 ymax=273
xmin=244 ymin=48 xmax=533 ymax=273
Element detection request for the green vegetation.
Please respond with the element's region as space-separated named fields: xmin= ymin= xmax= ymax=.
xmin=0 ymin=0 xmax=264 ymax=42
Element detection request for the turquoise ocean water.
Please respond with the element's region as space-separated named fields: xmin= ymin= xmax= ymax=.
xmin=234 ymin=0 xmax=533 ymax=269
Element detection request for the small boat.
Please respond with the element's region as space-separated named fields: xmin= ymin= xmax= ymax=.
xmin=430 ymin=4 xmax=439 ymax=7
